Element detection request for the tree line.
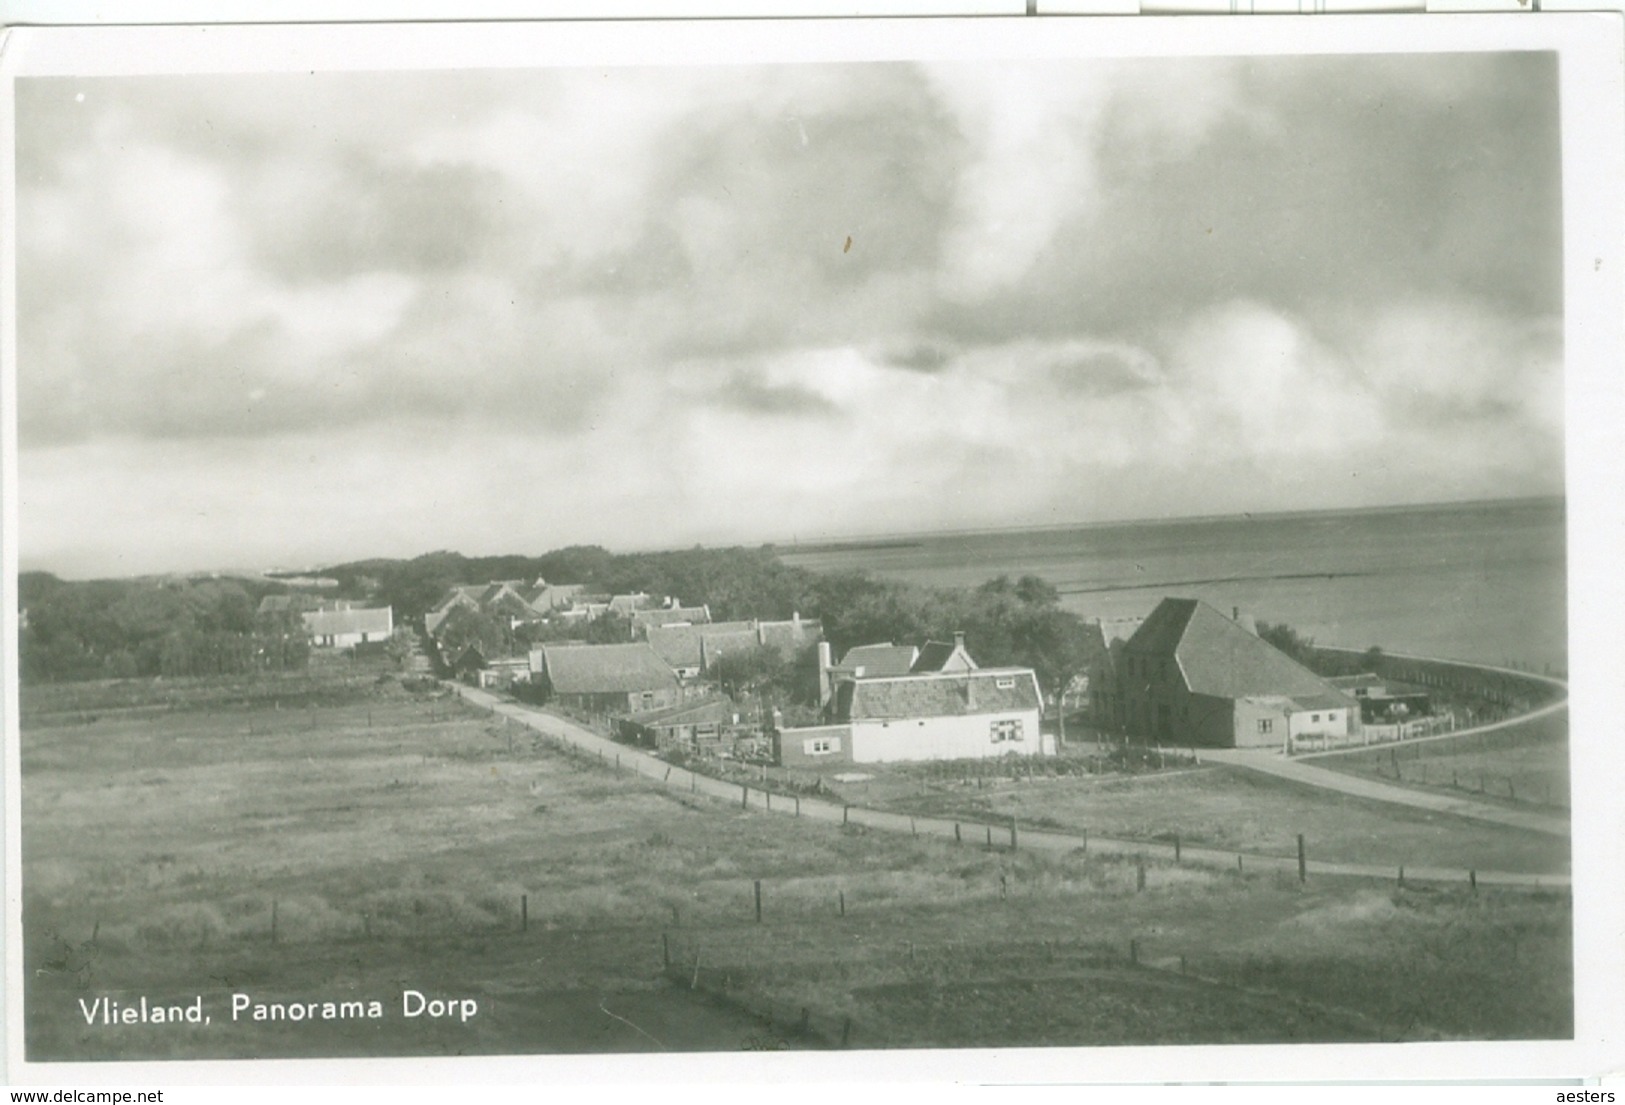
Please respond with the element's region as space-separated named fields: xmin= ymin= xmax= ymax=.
xmin=22 ymin=545 xmax=1106 ymax=708
xmin=18 ymin=572 xmax=311 ymax=683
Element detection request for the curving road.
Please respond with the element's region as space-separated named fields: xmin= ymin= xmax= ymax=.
xmin=1202 ymin=649 xmax=1570 ymax=837
xmin=454 ymin=685 xmax=1568 ymax=892
xmin=1195 ymin=745 xmax=1569 ymax=837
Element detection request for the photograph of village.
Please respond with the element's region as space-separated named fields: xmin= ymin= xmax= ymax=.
xmin=4 ymin=20 xmax=1601 ymax=1076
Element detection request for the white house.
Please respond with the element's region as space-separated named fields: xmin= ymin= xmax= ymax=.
xmin=782 ymin=637 xmax=1050 ymax=766
xmin=302 ymin=606 xmax=394 ymax=649
xmin=835 ymin=666 xmax=1049 ymax=763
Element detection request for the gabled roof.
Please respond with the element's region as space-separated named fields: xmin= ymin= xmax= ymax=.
xmin=757 ymin=617 xmax=823 ymax=656
xmin=1126 ymin=598 xmax=1354 ymax=704
xmin=835 ymin=667 xmax=1042 ymax=721
xmin=540 ymin=643 xmax=680 ymax=695
xmin=630 ymin=605 xmax=712 ymax=634
xmin=700 ymin=625 xmax=760 ymax=666
xmin=608 ymin=593 xmax=652 ymax=614
xmin=518 ymin=582 xmax=583 ymax=611
xmin=837 ymin=643 xmax=918 ymax=677
xmin=644 ymin=620 xmax=762 ymax=670
xmin=259 ymin=594 xmax=326 ymax=615
xmin=444 ymin=585 xmax=488 ymax=607
xmin=910 ymin=639 xmax=978 ymax=674
xmin=303 ymin=607 xmax=393 ymax=638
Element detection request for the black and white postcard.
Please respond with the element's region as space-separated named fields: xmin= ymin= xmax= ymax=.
xmin=3 ymin=12 xmax=1622 ymax=1090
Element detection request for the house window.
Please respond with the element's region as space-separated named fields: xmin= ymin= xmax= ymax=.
xmin=990 ymin=719 xmax=1024 ymax=743
xmin=803 ymin=737 xmax=841 ymax=755
xmin=1311 ymin=713 xmax=1320 ymax=723
xmin=1258 ymin=719 xmax=1274 ymax=734
xmin=996 ymin=677 xmax=1016 ymax=690
xmin=640 ymin=692 xmax=655 ymax=709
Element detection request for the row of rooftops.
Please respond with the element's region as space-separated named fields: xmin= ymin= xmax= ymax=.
xmin=645 ymin=614 xmax=822 ymax=669
xmin=426 ymin=578 xmax=589 ymax=634
xmin=533 ymin=636 xmax=1045 ymax=724
xmin=445 ymin=583 xmax=1358 ymax=727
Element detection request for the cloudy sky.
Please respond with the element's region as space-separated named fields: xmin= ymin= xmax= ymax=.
xmin=15 ymin=50 xmax=1563 ymax=578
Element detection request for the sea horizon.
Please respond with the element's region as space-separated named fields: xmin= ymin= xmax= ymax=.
xmin=14 ymin=492 xmax=1565 ymax=583
xmin=764 ymin=493 xmax=1565 ymax=554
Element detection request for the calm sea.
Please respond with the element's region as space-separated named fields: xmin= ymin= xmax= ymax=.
xmin=777 ymin=498 xmax=1568 ymax=674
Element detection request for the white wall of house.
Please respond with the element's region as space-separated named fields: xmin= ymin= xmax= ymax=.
xmin=1287 ymin=708 xmax=1352 ymax=741
xmin=849 ymin=709 xmax=1044 ymax=763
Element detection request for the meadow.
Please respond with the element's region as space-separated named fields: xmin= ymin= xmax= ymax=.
xmin=1308 ymin=711 xmax=1571 ymax=810
xmin=815 ymin=755 xmax=1569 ymax=875
xmin=19 ymin=671 xmax=1573 ymax=1059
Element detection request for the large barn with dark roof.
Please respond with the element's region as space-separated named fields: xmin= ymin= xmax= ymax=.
xmin=529 ymin=642 xmax=682 ymax=715
xmin=1115 ymin=598 xmax=1360 ymax=749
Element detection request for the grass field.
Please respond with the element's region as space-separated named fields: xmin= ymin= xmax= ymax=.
xmin=19 ymin=672 xmax=1574 ymax=1059
xmin=1310 ymin=711 xmax=1571 ymax=810
xmin=826 ymin=760 xmax=1569 ymax=875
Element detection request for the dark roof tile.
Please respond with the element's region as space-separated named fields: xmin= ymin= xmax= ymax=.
xmin=837 ymin=668 xmax=1041 ymax=721
xmin=541 ymin=643 xmax=680 ymax=695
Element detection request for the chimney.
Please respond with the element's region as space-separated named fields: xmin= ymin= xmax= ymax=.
xmin=792 ymin=610 xmax=801 ymax=628
xmin=954 ymin=631 xmax=966 ymax=652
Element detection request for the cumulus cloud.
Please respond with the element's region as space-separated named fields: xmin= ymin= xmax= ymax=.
xmin=12 ymin=52 xmax=1567 ymax=574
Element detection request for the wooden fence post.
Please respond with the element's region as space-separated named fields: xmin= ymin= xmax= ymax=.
xmin=1469 ymin=869 xmax=1477 ymax=893
xmin=1136 ymin=858 xmax=1146 ymax=893
xmin=1398 ymin=865 xmax=1405 ymax=887
xmin=754 ymin=880 xmax=763 ymax=923
xmin=839 ymin=890 xmax=846 ymax=917
xmin=1000 ymin=875 xmax=1008 ymax=901
xmin=985 ymin=825 xmax=993 ymax=848
xmin=766 ymin=791 xmax=772 ymax=811
xmin=742 ymin=785 xmax=749 ymax=810
xmin=1009 ymin=816 xmax=1018 ymax=851
xmin=1173 ymin=833 xmax=1181 ymax=864
xmin=521 ymin=894 xmax=528 ymax=932
xmin=843 ymin=804 xmax=849 ymax=826
xmin=910 ymin=817 xmax=917 ymax=838
xmin=1297 ymin=834 xmax=1307 ymax=883
xmin=954 ymin=822 xmax=962 ymax=844
xmin=795 ymin=796 xmax=801 ymax=817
